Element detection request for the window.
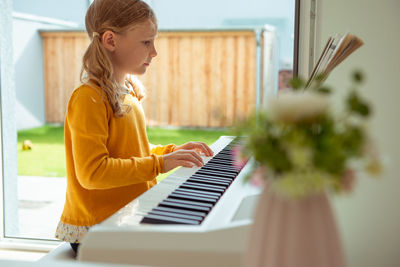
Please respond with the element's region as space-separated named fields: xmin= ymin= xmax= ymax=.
xmin=1 ymin=0 xmax=315 ymax=243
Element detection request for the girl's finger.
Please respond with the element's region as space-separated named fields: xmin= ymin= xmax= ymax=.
xmin=176 ymin=150 xmax=203 ymax=166
xmin=178 ymin=160 xmax=195 ymax=168
xmin=200 ymin=142 xmax=213 ymax=157
xmin=189 ymin=150 xmax=204 ymax=164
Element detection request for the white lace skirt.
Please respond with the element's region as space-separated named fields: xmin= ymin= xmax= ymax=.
xmin=55 ymin=221 xmax=91 ymax=243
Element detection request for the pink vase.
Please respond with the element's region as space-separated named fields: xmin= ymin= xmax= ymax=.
xmin=244 ymin=184 xmax=346 ymax=267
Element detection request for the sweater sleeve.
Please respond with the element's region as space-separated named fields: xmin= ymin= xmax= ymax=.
xmin=67 ymin=88 xmax=164 ymax=190
xmin=150 ymin=143 xmax=176 ymax=155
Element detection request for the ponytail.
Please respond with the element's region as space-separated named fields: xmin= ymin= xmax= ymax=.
xmin=81 ymin=0 xmax=156 ymax=117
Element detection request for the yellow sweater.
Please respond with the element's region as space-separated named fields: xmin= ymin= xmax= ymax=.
xmin=60 ymin=84 xmax=175 ymax=226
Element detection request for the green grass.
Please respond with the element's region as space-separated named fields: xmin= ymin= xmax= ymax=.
xmin=17 ymin=125 xmax=230 ymax=178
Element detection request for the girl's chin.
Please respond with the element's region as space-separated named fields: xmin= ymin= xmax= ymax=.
xmin=127 ymin=68 xmax=147 ymax=76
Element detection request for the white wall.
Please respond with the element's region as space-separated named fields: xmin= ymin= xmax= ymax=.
xmin=13 ymin=0 xmax=88 ymax=27
xmin=13 ymin=16 xmax=70 ymax=130
xmin=318 ymin=1 xmax=400 ymax=267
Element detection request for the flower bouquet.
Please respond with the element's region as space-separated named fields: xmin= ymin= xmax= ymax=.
xmin=234 ymin=71 xmax=381 ymax=198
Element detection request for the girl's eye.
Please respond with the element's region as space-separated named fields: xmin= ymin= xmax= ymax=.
xmin=143 ymin=41 xmax=151 ymax=46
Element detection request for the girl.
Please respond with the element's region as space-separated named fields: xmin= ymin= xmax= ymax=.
xmin=55 ymin=0 xmax=213 ymax=253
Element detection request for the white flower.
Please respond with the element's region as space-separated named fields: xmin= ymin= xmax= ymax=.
xmin=268 ymin=91 xmax=330 ymax=123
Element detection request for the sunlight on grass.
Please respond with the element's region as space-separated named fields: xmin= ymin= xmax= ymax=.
xmin=17 ymin=125 xmax=231 ymax=177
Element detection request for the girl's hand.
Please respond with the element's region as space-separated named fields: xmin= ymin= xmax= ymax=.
xmin=163 ymin=149 xmax=205 ymax=172
xmin=174 ymin=141 xmax=214 ymax=157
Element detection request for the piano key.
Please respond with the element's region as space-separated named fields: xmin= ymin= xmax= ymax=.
xmin=152 ymin=206 xmax=207 ymax=218
xmin=214 ymin=151 xmax=233 ymax=156
xmin=174 ymin=188 xmax=222 ymax=198
xmin=179 ymin=183 xmax=225 ymax=194
xmin=181 ymin=182 xmax=226 ymax=193
xmin=141 ymin=214 xmax=200 ymax=225
xmin=213 ymin=152 xmax=232 ymax=157
xmin=163 ymin=198 xmax=214 ymax=208
xmin=204 ymin=161 xmax=237 ymax=169
xmin=197 ymin=167 xmax=236 ymax=175
xmin=159 ymin=200 xmax=211 ymax=212
xmin=196 ymin=169 xmax=236 ymax=179
xmin=173 ymin=189 xmax=220 ymax=200
xmin=201 ymin=166 xmax=238 ymax=174
xmin=208 ymin=158 xmax=233 ymax=165
xmin=217 ymin=151 xmax=232 ymax=156
xmin=187 ymin=177 xmax=231 ymax=187
xmin=191 ymin=174 xmax=233 ymax=183
xmin=204 ymin=161 xmax=236 ymax=168
xmin=169 ymin=192 xmax=217 ymax=204
xmin=212 ymin=157 xmax=233 ymax=162
xmin=207 ymin=159 xmax=233 ymax=165
xmin=190 ymin=173 xmax=234 ymax=182
xmin=202 ymin=164 xmax=237 ymax=172
xmin=148 ymin=209 xmax=203 ymax=222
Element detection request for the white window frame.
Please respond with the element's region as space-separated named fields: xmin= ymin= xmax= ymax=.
xmin=0 ymin=0 xmax=58 ymax=252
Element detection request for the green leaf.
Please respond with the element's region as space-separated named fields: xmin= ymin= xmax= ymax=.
xmin=347 ymin=91 xmax=371 ymax=117
xmin=313 ymin=135 xmax=346 ymax=175
xmin=316 ymin=86 xmax=331 ymax=94
xmin=290 ymin=76 xmax=305 ymax=90
xmin=340 ymin=126 xmax=364 ymax=156
xmin=352 ymin=70 xmax=364 ymax=83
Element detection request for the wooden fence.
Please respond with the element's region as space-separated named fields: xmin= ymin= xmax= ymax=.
xmin=41 ymin=30 xmax=257 ymax=127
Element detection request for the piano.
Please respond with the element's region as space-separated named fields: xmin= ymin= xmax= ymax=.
xmin=77 ymin=136 xmax=262 ymax=267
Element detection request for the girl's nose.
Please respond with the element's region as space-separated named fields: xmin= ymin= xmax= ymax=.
xmin=151 ymin=44 xmax=157 ymax=58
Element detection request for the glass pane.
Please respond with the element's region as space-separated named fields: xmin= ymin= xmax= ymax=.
xmin=3 ymin=0 xmax=296 ymax=240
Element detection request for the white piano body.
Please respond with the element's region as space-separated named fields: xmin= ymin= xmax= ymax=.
xmin=78 ymin=136 xmax=262 ymax=267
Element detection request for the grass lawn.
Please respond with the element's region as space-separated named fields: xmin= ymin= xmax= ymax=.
xmin=17 ymin=124 xmax=231 ymax=179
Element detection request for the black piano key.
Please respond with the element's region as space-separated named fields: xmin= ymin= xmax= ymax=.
xmin=181 ymin=182 xmax=226 ymax=193
xmin=180 ymin=183 xmax=226 ymax=193
xmin=204 ymin=162 xmax=237 ymax=170
xmin=141 ymin=214 xmax=200 ymax=225
xmin=201 ymin=166 xmax=238 ymax=174
xmin=168 ymin=192 xmax=217 ymax=204
xmin=191 ymin=173 xmax=234 ymax=182
xmin=148 ymin=209 xmax=203 ymax=222
xmin=180 ymin=183 xmax=223 ymax=193
xmin=191 ymin=174 xmax=233 ymax=183
xmin=217 ymin=151 xmax=232 ymax=156
xmin=173 ymin=189 xmax=220 ymax=200
xmin=197 ymin=167 xmax=236 ymax=175
xmin=208 ymin=158 xmax=233 ymax=165
xmin=205 ymin=160 xmax=235 ymax=166
xmin=160 ymin=200 xmax=211 ymax=212
xmin=202 ymin=167 xmax=238 ymax=176
xmin=205 ymin=159 xmax=233 ymax=165
xmin=187 ymin=177 xmax=231 ymax=187
xmin=153 ymin=206 xmax=207 ymax=218
xmin=215 ymin=151 xmax=233 ymax=156
xmin=163 ymin=198 xmax=214 ymax=208
xmin=212 ymin=157 xmax=233 ymax=163
xmin=196 ymin=169 xmax=236 ymax=179
xmin=174 ymin=188 xmax=221 ymax=198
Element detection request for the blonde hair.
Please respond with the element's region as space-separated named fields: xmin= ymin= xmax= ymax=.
xmin=81 ymin=0 xmax=156 ymax=117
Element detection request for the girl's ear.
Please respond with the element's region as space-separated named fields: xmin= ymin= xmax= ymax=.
xmin=102 ymin=30 xmax=117 ymax=52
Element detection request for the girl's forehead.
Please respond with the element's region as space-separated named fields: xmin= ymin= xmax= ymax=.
xmin=128 ymin=20 xmax=158 ymax=37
